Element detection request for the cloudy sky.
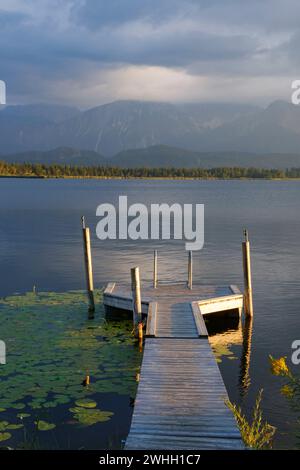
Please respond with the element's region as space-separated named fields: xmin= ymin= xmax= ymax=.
xmin=0 ymin=0 xmax=299 ymax=107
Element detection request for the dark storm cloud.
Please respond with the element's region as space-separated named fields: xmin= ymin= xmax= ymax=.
xmin=0 ymin=9 xmax=28 ymax=28
xmin=70 ymin=0 xmax=179 ymax=28
xmin=0 ymin=0 xmax=299 ymax=105
xmin=71 ymin=0 xmax=300 ymax=34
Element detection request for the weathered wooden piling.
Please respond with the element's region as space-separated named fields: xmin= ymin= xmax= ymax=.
xmin=81 ymin=216 xmax=95 ymax=315
xmin=131 ymin=267 xmax=142 ymax=336
xmin=242 ymin=229 xmax=253 ymax=318
xmin=188 ymin=250 xmax=193 ymax=289
xmin=153 ymin=250 xmax=158 ymax=288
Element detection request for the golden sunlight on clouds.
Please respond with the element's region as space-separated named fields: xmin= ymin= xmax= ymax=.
xmin=48 ymin=65 xmax=291 ymax=108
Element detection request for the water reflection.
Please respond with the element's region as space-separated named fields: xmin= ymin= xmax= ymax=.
xmin=207 ymin=315 xmax=253 ymax=398
xmin=239 ymin=317 xmax=253 ymax=397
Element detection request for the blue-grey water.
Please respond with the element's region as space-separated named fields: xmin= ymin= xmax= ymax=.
xmin=0 ymin=178 xmax=300 ymax=449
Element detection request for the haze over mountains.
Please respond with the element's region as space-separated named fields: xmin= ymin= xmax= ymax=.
xmin=1 ymin=100 xmax=300 ymax=167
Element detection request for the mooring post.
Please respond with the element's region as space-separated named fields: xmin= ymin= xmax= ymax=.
xmin=242 ymin=229 xmax=253 ymax=318
xmin=131 ymin=267 xmax=142 ymax=336
xmin=188 ymin=250 xmax=193 ymax=289
xmin=153 ymin=250 xmax=158 ymax=288
xmin=81 ymin=216 xmax=95 ymax=316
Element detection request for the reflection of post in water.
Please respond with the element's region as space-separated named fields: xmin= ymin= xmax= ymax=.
xmin=206 ymin=316 xmax=242 ymax=363
xmin=206 ymin=315 xmax=253 ymax=397
xmin=239 ymin=317 xmax=253 ymax=397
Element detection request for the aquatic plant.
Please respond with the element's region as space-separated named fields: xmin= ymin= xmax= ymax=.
xmin=0 ymin=432 xmax=12 ymax=442
xmin=0 ymin=289 xmax=140 ymax=446
xmin=269 ymin=355 xmax=300 ymax=439
xmin=35 ymin=420 xmax=56 ymax=431
xmin=226 ymin=389 xmax=276 ymax=449
xmin=75 ymin=399 xmax=97 ymax=409
xmin=69 ymin=407 xmax=113 ymax=426
xmin=269 ymin=355 xmax=292 ymax=378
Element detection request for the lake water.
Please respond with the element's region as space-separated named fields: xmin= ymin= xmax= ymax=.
xmin=0 ymin=178 xmax=300 ymax=449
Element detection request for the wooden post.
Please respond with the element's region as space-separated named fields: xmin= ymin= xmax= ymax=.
xmin=82 ymin=216 xmax=95 ymax=315
xmin=242 ymin=229 xmax=253 ymax=318
xmin=188 ymin=250 xmax=193 ymax=289
xmin=131 ymin=267 xmax=142 ymax=336
xmin=153 ymin=250 xmax=158 ymax=288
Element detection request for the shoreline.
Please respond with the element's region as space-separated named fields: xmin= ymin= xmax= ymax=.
xmin=1 ymin=174 xmax=300 ymax=181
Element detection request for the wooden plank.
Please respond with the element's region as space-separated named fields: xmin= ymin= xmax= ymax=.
xmin=103 ymin=282 xmax=115 ymax=295
xmin=191 ymin=302 xmax=208 ymax=337
xmin=230 ymin=284 xmax=241 ymax=295
xmin=103 ymin=294 xmax=149 ymax=314
xmin=146 ymin=302 xmax=157 ymax=337
xmin=198 ymin=294 xmax=243 ymax=315
xmin=125 ymin=435 xmax=245 ymax=450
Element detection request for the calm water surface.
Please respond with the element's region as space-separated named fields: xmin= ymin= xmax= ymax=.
xmin=0 ymin=178 xmax=300 ymax=449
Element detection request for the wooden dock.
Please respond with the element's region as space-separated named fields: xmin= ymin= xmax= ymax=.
xmin=103 ymin=281 xmax=245 ymax=450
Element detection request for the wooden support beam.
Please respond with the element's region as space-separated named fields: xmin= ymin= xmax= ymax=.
xmin=188 ymin=250 xmax=193 ymax=290
xmin=242 ymin=229 xmax=253 ymax=318
xmin=81 ymin=216 xmax=95 ymax=316
xmin=131 ymin=266 xmax=142 ymax=336
xmin=153 ymin=250 xmax=158 ymax=289
xmin=146 ymin=302 xmax=157 ymax=337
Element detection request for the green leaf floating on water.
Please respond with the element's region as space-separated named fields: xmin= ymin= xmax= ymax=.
xmin=6 ymin=424 xmax=23 ymax=430
xmin=0 ymin=422 xmax=9 ymax=431
xmin=75 ymin=399 xmax=97 ymax=409
xmin=11 ymin=403 xmax=26 ymax=410
xmin=69 ymin=407 xmax=113 ymax=426
xmin=0 ymin=432 xmax=11 ymax=442
xmin=0 ymin=421 xmax=23 ymax=431
xmin=35 ymin=420 xmax=56 ymax=431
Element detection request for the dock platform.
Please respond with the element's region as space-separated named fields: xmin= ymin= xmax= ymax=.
xmin=103 ymin=281 xmax=244 ymax=450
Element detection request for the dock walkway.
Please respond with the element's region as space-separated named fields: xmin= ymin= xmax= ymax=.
xmin=103 ymin=282 xmax=244 ymax=450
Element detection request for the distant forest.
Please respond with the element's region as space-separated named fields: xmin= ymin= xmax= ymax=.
xmin=1 ymin=161 xmax=300 ymax=179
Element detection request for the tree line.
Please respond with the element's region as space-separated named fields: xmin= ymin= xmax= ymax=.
xmin=1 ymin=160 xmax=300 ymax=179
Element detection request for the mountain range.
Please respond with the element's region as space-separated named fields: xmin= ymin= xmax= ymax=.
xmin=1 ymin=99 xmax=300 ymax=167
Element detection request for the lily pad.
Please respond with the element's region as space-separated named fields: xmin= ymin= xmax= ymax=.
xmin=35 ymin=420 xmax=56 ymax=431
xmin=69 ymin=407 xmax=113 ymax=426
xmin=0 ymin=420 xmax=23 ymax=431
xmin=11 ymin=403 xmax=26 ymax=410
xmin=0 ymin=421 xmax=9 ymax=431
xmin=0 ymin=432 xmax=11 ymax=442
xmin=6 ymin=423 xmax=23 ymax=430
xmin=0 ymin=289 xmax=140 ymax=442
xmin=75 ymin=399 xmax=97 ymax=409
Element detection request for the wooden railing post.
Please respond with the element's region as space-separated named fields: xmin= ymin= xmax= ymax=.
xmin=82 ymin=216 xmax=95 ymax=316
xmin=188 ymin=250 xmax=193 ymax=289
xmin=131 ymin=267 xmax=142 ymax=336
xmin=153 ymin=250 xmax=158 ymax=289
xmin=242 ymin=229 xmax=253 ymax=318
